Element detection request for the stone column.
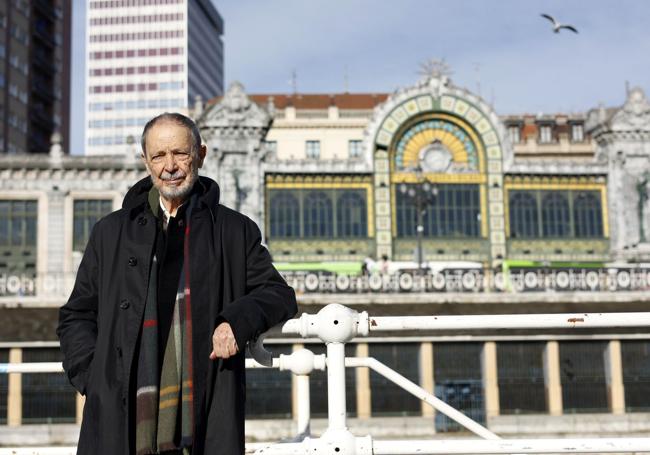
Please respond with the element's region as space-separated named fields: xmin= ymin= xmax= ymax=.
xmin=482 ymin=341 xmax=500 ymax=418
xmin=419 ymin=342 xmax=435 ymax=419
xmin=355 ymin=343 xmax=371 ymax=419
xmin=544 ymin=341 xmax=563 ymax=416
xmin=604 ymin=340 xmax=625 ymax=415
xmin=7 ymin=348 xmax=22 ymax=426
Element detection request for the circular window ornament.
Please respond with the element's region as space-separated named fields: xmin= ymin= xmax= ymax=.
xmin=418 ymin=140 xmax=453 ymax=173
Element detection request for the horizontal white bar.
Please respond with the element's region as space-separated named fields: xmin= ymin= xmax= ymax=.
xmin=368 ymin=312 xmax=650 ymax=331
xmin=0 ymin=360 xmax=281 ymax=374
xmin=372 ymin=438 xmax=650 ymax=454
xmin=0 ymin=448 xmax=76 ymax=455
xmin=0 ymin=362 xmax=63 ymax=374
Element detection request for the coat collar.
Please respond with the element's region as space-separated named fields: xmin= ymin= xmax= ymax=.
xmin=123 ymin=176 xmax=221 ymax=221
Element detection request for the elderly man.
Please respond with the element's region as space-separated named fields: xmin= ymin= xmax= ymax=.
xmin=58 ymin=113 xmax=297 ymax=455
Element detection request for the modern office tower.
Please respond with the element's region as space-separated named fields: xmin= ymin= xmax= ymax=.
xmin=0 ymin=1 xmax=71 ymax=154
xmin=85 ymin=0 xmax=224 ymax=155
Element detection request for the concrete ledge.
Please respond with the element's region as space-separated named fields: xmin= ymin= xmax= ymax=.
xmin=489 ymin=412 xmax=650 ymax=437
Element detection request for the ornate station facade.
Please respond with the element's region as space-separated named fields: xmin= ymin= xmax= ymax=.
xmin=1 ymin=74 xmax=650 ymax=440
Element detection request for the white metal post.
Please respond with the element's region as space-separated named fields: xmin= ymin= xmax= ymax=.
xmin=327 ymin=342 xmax=347 ymax=431
xmin=295 ymin=374 xmax=311 ymax=436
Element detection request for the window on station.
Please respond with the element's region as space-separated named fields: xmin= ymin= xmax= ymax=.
xmin=559 ymin=341 xmax=608 ymax=413
xmin=245 ymin=344 xmax=293 ymax=419
xmin=538 ymin=124 xmax=553 ymax=143
xmin=308 ymin=344 xmax=356 ymax=417
xmin=621 ymin=341 xmax=650 ymax=412
xmin=541 ymin=192 xmax=571 ymax=237
xmin=509 ymin=191 xmax=539 ymax=238
xmin=267 ymin=189 xmax=368 ymax=239
xmin=507 ymin=124 xmax=521 ymax=144
xmin=497 ymin=342 xmax=546 ymax=414
xmin=370 ymin=343 xmax=420 ymax=416
xmin=348 ymin=140 xmax=363 ymax=158
xmin=22 ymin=348 xmax=76 ymax=423
xmin=0 ymin=200 xmax=37 ymax=282
xmin=573 ymin=192 xmax=603 ymax=238
xmin=336 ymin=192 xmax=367 ymax=237
xmin=434 ymin=343 xmax=484 ymax=432
xmin=396 ymin=184 xmax=481 ymax=238
xmin=269 ymin=192 xmax=300 ymax=238
xmin=571 ymin=123 xmax=584 ymax=142
xmin=305 ymin=140 xmax=320 ymax=159
xmin=73 ymin=200 xmax=113 ymax=252
xmin=303 ymin=191 xmax=333 ymax=237
xmin=508 ymin=190 xmax=604 ymax=239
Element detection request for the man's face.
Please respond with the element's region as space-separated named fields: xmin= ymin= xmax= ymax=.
xmin=142 ymin=121 xmax=206 ymax=204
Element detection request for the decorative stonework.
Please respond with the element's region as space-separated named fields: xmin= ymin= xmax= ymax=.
xmin=610 ymin=87 xmax=650 ymax=131
xmin=365 ymin=75 xmax=509 ymax=266
xmin=586 ymin=87 xmax=650 ymax=260
xmin=198 ymin=81 xmax=273 ymax=230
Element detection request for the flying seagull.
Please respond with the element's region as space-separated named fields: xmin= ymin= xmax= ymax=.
xmin=541 ymin=14 xmax=578 ymax=34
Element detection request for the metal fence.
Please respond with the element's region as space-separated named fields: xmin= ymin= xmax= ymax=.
xmin=622 ymin=340 xmax=650 ymax=412
xmin=21 ymin=348 xmax=76 ymax=424
xmin=559 ymin=341 xmax=608 ymax=413
xmin=369 ymin=343 xmax=420 ymax=417
xmin=497 ymin=342 xmax=546 ymax=414
xmin=434 ymin=342 xmax=484 ymax=431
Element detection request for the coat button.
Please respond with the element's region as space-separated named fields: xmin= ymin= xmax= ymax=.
xmin=128 ymin=256 xmax=137 ymax=266
xmin=116 ymin=347 xmax=123 ymax=357
xmin=178 ymin=219 xmax=184 ymax=228
xmin=120 ymin=299 xmax=130 ymax=309
xmin=122 ymin=397 xmax=127 ymax=406
xmin=137 ymin=216 xmax=147 ymax=226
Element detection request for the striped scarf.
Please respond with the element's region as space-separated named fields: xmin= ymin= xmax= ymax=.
xmin=136 ymin=198 xmax=194 ymax=455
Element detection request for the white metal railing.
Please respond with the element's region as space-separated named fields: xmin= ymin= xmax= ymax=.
xmin=2 ymin=305 xmax=650 ymax=454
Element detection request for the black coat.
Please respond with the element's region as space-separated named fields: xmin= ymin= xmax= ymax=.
xmin=57 ymin=176 xmax=297 ymax=455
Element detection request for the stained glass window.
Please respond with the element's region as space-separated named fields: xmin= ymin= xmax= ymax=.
xmin=303 ymin=191 xmax=333 ymax=237
xmin=268 ymin=188 xmax=368 ymax=239
xmin=509 ymin=191 xmax=539 ymax=238
xmin=269 ymin=191 xmax=300 ymax=238
xmin=573 ymin=192 xmax=603 ymax=238
xmin=336 ymin=191 xmax=367 ymax=237
xmin=541 ymin=192 xmax=570 ymax=237
xmin=396 ymin=184 xmax=480 ymax=238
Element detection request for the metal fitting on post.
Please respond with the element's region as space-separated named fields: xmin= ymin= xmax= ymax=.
xmin=279 ymin=349 xmax=326 ymax=375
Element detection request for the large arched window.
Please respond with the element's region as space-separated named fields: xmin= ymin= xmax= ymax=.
xmin=336 ymin=191 xmax=367 ymax=237
xmin=542 ymin=193 xmax=570 ymax=237
xmin=509 ymin=192 xmax=539 ymax=238
xmin=303 ymin=191 xmax=333 ymax=237
xmin=396 ymin=184 xmax=480 ymax=238
xmin=269 ymin=191 xmax=300 ymax=238
xmin=573 ymin=192 xmax=603 ymax=238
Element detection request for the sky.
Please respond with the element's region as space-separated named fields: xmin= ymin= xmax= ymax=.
xmin=70 ymin=0 xmax=650 ymax=154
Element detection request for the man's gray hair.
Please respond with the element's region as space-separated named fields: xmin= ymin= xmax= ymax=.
xmin=141 ymin=112 xmax=202 ymax=157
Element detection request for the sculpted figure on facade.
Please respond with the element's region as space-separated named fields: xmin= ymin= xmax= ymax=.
xmin=197 ymin=82 xmax=273 ymax=229
xmin=611 ymin=87 xmax=650 ymax=131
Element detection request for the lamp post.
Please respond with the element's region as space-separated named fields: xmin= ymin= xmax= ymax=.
xmin=398 ymin=166 xmax=438 ymax=274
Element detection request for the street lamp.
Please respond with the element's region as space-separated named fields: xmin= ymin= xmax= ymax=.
xmin=398 ymin=166 xmax=438 ymax=273
xmin=397 ymin=140 xmax=451 ymax=273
